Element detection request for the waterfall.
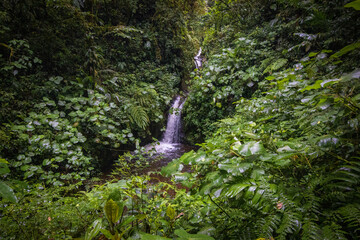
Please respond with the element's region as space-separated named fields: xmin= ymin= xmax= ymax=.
xmin=142 ymin=48 xmax=202 ymax=164
xmin=194 ymin=47 xmax=202 ymax=69
xmin=161 ymin=96 xmax=185 ymax=143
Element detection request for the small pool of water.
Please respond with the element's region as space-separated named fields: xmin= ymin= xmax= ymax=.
xmin=142 ymin=142 xmax=196 ymax=173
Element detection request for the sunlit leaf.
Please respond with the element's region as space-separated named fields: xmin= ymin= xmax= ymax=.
xmin=223 ymin=183 xmax=251 ymax=198
xmin=232 ymin=141 xmax=265 ymax=156
xmin=345 ymin=0 xmax=360 ymax=10
xmin=0 ymin=181 xmax=17 ymax=203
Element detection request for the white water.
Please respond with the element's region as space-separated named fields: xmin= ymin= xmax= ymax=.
xmin=146 ymin=96 xmax=185 ymax=153
xmin=141 ymin=49 xmax=201 ymax=166
xmin=162 ymin=96 xmax=185 ymax=143
xmin=194 ymin=47 xmax=202 ymax=69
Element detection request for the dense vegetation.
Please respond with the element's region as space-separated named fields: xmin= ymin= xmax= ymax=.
xmin=1 ymin=0 xmax=360 ymax=239
xmin=0 ymin=0 xmax=204 ymax=185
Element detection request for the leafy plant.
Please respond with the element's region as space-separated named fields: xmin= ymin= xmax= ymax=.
xmin=0 ymin=158 xmax=17 ymax=203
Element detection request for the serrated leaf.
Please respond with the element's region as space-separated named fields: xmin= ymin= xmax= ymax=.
xmin=300 ymin=80 xmax=322 ymax=92
xmin=266 ymin=75 xmax=276 ymax=80
xmin=309 ymin=52 xmax=319 ymax=57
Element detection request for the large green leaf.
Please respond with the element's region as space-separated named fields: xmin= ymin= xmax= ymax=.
xmin=232 ymin=141 xmax=265 ymax=156
xmin=345 ymin=0 xmax=360 ymax=10
xmin=104 ymin=199 xmax=120 ymax=224
xmin=139 ymin=232 xmax=171 ymax=240
xmin=251 ymin=189 xmax=265 ymax=204
xmin=174 ymin=229 xmax=215 ymax=240
xmin=330 ymin=42 xmax=360 ymax=59
xmin=0 ymin=159 xmax=10 ymax=175
xmin=251 ymin=168 xmax=265 ymax=180
xmin=0 ymin=181 xmax=17 ymax=203
xmin=85 ymin=219 xmax=102 ymax=240
xmin=218 ymin=162 xmax=252 ymax=175
xmin=161 ymin=160 xmax=182 ymax=176
xmin=300 ymin=80 xmax=322 ymax=92
xmin=222 ymin=183 xmax=251 ymax=198
xmin=179 ymin=151 xmax=207 ymax=165
xmin=173 ymin=172 xmax=193 ymax=187
xmin=178 ymin=150 xmax=196 ymax=164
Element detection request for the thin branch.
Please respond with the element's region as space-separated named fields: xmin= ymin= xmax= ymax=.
xmin=207 ymin=193 xmax=231 ymax=219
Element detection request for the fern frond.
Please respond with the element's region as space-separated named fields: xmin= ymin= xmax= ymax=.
xmin=302 ymin=193 xmax=321 ymax=216
xmin=134 ymin=91 xmax=155 ymax=108
xmin=263 ymin=58 xmax=288 ymax=74
xmin=128 ymin=105 xmax=149 ymax=130
xmin=276 ymin=211 xmax=301 ymax=240
xmin=336 ymin=204 xmax=360 ymax=235
xmin=127 ymin=85 xmax=157 ymax=108
xmin=257 ymin=214 xmax=281 ymax=239
xmin=322 ymin=223 xmax=347 ymax=240
xmin=237 ymin=227 xmax=256 ymax=240
xmin=324 ymin=161 xmax=360 ymax=201
xmin=302 ymin=219 xmax=321 ymax=240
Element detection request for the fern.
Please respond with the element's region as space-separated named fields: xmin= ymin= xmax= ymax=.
xmin=263 ymin=58 xmax=288 ymax=74
xmin=336 ymin=204 xmax=360 ymax=236
xmin=276 ymin=210 xmax=301 ymax=240
xmin=236 ymin=227 xmax=256 ymax=240
xmin=128 ymin=105 xmax=149 ymax=130
xmin=322 ymin=224 xmax=347 ymax=240
xmin=132 ymin=87 xmax=157 ymax=108
xmin=302 ymin=219 xmax=321 ymax=240
xmin=257 ymin=214 xmax=281 ymax=239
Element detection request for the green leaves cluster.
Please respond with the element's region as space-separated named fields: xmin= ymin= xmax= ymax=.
xmin=166 ymin=61 xmax=360 ymax=238
xmin=0 ymin=0 xmax=206 ymax=186
xmin=82 ymin=176 xmax=214 ymax=240
xmin=1 ymin=72 xmax=179 ymax=184
xmin=184 ymin=0 xmax=360 ymax=143
xmin=166 ymin=1 xmax=360 ymax=237
xmin=183 ymin=35 xmax=282 ymax=142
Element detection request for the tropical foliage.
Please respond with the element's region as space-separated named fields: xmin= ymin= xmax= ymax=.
xmin=1 ymin=0 xmax=360 ymax=240
xmin=165 ymin=0 xmax=360 ymax=239
xmin=0 ymin=0 xmax=203 ymax=184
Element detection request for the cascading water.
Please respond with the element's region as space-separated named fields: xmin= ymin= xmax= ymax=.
xmin=194 ymin=47 xmax=203 ymax=69
xmin=161 ymin=96 xmax=185 ymax=143
xmin=141 ymin=49 xmax=201 ymax=172
xmin=147 ymin=95 xmax=186 ymax=153
xmin=141 ymin=95 xmax=193 ymax=174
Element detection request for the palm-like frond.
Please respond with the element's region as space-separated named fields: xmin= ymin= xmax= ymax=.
xmin=128 ymin=105 xmax=149 ymax=130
